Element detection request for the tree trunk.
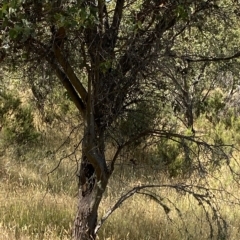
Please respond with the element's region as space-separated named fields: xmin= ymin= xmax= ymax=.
xmin=73 ymin=191 xmax=98 ymax=239
xmin=72 ymin=72 xmax=110 ymax=238
xmin=73 ymin=173 xmax=108 ymax=240
xmin=73 ymin=135 xmax=109 ymax=240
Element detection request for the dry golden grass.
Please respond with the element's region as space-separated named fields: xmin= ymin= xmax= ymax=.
xmin=1 ymin=151 xmax=240 ymax=240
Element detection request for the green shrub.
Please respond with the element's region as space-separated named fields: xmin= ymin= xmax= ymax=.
xmin=204 ymin=90 xmax=226 ymax=124
xmin=0 ymin=92 xmax=39 ymax=147
xmin=153 ymin=138 xmax=194 ymax=177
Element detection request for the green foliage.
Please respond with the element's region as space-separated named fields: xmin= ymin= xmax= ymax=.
xmin=0 ymin=91 xmax=39 ymax=146
xmin=203 ymin=90 xmax=226 ymax=124
xmin=209 ymin=122 xmax=234 ymax=168
xmin=175 ymin=4 xmax=191 ymax=20
xmin=153 ymin=138 xmax=194 ymax=177
xmin=54 ymin=5 xmax=98 ymax=29
xmin=118 ymin=100 xmax=157 ymax=145
xmin=0 ymin=2 xmax=34 ymax=42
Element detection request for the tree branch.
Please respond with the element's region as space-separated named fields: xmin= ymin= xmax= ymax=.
xmin=0 ymin=49 xmax=6 ymax=64
xmin=119 ymin=8 xmax=176 ymax=75
xmin=53 ymin=41 xmax=88 ymax=103
xmin=109 ymin=128 xmax=234 ymax=173
xmin=111 ymin=0 xmax=125 ymax=34
xmin=182 ymin=51 xmax=240 ymax=63
xmin=95 ymin=183 xmax=220 ymax=234
xmin=29 ymin=38 xmax=86 ymax=117
xmin=51 ymin=61 xmax=86 ymax=117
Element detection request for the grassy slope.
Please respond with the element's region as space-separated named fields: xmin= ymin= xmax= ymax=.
xmin=1 ymin=99 xmax=240 ymax=239
xmin=1 ymin=148 xmax=240 ymax=240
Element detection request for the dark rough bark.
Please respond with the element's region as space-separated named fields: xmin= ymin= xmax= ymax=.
xmin=73 ymin=188 xmax=101 ymax=239
xmin=73 ymin=163 xmax=108 ymax=240
xmin=73 ymin=127 xmax=109 ymax=240
xmin=73 ymin=195 xmax=98 ymax=240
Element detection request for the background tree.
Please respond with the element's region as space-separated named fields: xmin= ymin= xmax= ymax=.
xmin=1 ymin=0 xmax=240 ymax=239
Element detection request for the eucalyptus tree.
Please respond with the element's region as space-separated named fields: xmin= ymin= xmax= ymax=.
xmin=1 ymin=0 xmax=240 ymax=239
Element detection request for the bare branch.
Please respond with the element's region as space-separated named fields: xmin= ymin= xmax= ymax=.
xmin=111 ymin=0 xmax=125 ymax=34
xmin=109 ymin=127 xmax=233 ymax=172
xmin=48 ymin=135 xmax=83 ymax=175
xmin=182 ymin=51 xmax=240 ymax=63
xmin=95 ymin=183 xmax=228 ymax=235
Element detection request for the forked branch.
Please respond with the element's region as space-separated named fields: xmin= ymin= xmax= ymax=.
xmin=95 ymin=183 xmax=229 ymax=238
